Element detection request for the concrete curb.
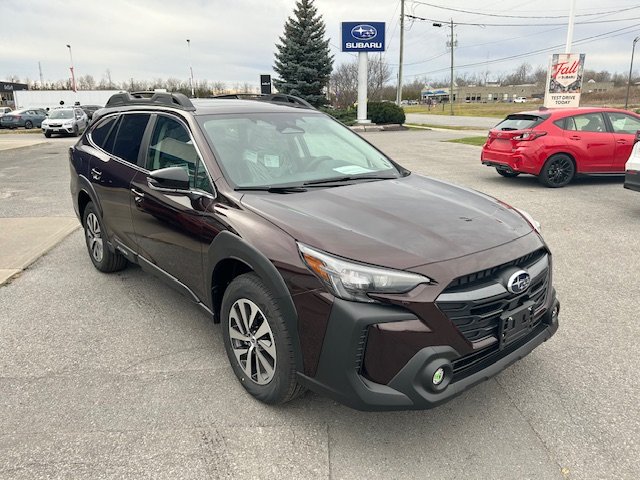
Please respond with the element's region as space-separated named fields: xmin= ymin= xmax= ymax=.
xmin=0 ymin=217 xmax=80 ymax=286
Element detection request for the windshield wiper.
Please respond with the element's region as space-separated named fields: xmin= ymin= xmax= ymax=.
xmin=303 ymin=175 xmax=397 ymax=186
xmin=235 ymin=186 xmax=308 ymax=193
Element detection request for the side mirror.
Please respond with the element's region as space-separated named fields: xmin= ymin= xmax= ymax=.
xmin=635 ymin=130 xmax=640 ymax=145
xmin=148 ymin=166 xmax=190 ymax=191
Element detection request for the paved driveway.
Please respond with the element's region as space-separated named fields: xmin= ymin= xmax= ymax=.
xmin=0 ymin=131 xmax=638 ymax=479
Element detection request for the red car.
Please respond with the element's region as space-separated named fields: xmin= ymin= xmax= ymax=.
xmin=481 ymin=107 xmax=640 ymax=187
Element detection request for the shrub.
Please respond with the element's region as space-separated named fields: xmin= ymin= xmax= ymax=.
xmin=322 ymin=107 xmax=357 ymax=125
xmin=367 ymin=101 xmax=406 ymax=124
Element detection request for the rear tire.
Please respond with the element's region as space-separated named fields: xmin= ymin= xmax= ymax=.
xmin=82 ymin=202 xmax=128 ymax=273
xmin=221 ymin=273 xmax=305 ymax=405
xmin=538 ymin=154 xmax=575 ymax=188
xmin=496 ymin=167 xmax=520 ymax=178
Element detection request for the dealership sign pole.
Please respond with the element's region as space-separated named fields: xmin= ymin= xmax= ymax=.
xmin=341 ymin=22 xmax=385 ymax=124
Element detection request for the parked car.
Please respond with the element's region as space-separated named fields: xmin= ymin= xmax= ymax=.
xmin=80 ymin=104 xmax=102 ymax=120
xmin=69 ymin=91 xmax=559 ymax=411
xmin=481 ymin=107 xmax=640 ymax=187
xmin=41 ymin=107 xmax=88 ymax=137
xmin=624 ymin=130 xmax=640 ymax=193
xmin=0 ymin=108 xmax=47 ymax=129
xmin=513 ymin=97 xmax=527 ymax=103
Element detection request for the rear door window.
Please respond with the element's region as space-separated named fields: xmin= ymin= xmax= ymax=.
xmin=90 ymin=116 xmax=119 ymax=151
xmin=570 ymin=113 xmax=607 ymax=133
xmin=494 ymin=114 xmax=546 ymax=131
xmin=112 ymin=114 xmax=151 ymax=164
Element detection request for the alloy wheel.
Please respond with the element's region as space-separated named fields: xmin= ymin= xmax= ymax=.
xmin=85 ymin=212 xmax=104 ymax=263
xmin=547 ymin=157 xmax=573 ymax=186
xmin=228 ymin=298 xmax=277 ymax=385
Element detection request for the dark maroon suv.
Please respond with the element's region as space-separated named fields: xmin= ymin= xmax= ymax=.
xmin=69 ymin=92 xmax=559 ymax=410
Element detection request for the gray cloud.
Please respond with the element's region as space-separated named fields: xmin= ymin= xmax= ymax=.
xmin=2 ymin=0 xmax=639 ymax=87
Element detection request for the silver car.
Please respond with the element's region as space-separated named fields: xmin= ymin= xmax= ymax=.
xmin=41 ymin=107 xmax=88 ymax=137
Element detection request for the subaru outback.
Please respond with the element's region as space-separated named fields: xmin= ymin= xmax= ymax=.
xmin=69 ymin=91 xmax=559 ymax=411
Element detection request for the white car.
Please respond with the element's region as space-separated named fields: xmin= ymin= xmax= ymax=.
xmin=41 ymin=107 xmax=88 ymax=137
xmin=624 ymin=134 xmax=640 ymax=192
xmin=513 ymin=97 xmax=527 ymax=103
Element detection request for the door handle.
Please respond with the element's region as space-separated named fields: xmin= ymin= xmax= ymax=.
xmin=569 ymin=135 xmax=581 ymax=140
xmin=616 ymin=139 xmax=628 ymax=144
xmin=131 ymin=188 xmax=145 ymax=201
xmin=90 ymin=168 xmax=102 ymax=180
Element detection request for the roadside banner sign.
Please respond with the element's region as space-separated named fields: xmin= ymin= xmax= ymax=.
xmin=544 ymin=53 xmax=586 ymax=108
xmin=341 ymin=22 xmax=385 ymax=52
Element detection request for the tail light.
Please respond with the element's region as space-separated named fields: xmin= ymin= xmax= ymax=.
xmin=513 ymin=131 xmax=546 ymax=141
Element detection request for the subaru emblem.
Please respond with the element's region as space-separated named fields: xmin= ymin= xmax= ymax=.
xmin=507 ymin=270 xmax=531 ymax=294
xmin=351 ymin=24 xmax=378 ymax=40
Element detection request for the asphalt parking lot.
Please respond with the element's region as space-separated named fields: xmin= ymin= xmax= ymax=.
xmin=1 ymin=129 xmax=639 ymax=479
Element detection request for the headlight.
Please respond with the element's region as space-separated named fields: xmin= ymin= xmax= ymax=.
xmin=513 ymin=207 xmax=541 ymax=233
xmin=63 ymin=120 xmax=74 ymax=126
xmin=298 ymin=243 xmax=433 ymax=303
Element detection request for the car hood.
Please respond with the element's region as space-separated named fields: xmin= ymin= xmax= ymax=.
xmin=240 ymin=174 xmax=533 ymax=270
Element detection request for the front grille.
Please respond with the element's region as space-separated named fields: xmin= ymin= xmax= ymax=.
xmin=436 ymin=250 xmax=550 ymax=345
xmin=446 ymin=248 xmax=546 ymax=290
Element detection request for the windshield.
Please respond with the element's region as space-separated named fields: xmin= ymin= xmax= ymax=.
xmin=198 ymin=112 xmax=402 ymax=188
xmin=49 ymin=110 xmax=74 ymax=119
xmin=494 ymin=114 xmax=547 ymax=131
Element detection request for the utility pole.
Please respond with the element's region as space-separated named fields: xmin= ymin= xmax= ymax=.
xmin=625 ymin=36 xmax=640 ymax=109
xmin=449 ymin=19 xmax=455 ymax=115
xmin=187 ymin=39 xmax=195 ymax=98
xmin=396 ymin=0 xmax=405 ymax=106
xmin=38 ymin=62 xmax=44 ymax=89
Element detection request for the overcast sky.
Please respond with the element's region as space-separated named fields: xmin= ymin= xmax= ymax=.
xmin=2 ymin=0 xmax=640 ymax=88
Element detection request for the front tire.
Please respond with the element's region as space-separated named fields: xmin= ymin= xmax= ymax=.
xmin=496 ymin=167 xmax=520 ymax=178
xmin=24 ymin=120 xmax=33 ymax=129
xmin=82 ymin=202 xmax=128 ymax=272
xmin=73 ymin=125 xmax=79 ymax=137
xmin=539 ymin=154 xmax=575 ymax=188
xmin=44 ymin=131 xmax=51 ymax=138
xmin=221 ymin=273 xmax=304 ymax=404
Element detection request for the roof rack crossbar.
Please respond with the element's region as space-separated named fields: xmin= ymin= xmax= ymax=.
xmin=210 ymin=93 xmax=316 ymax=110
xmin=105 ymin=91 xmax=195 ymax=111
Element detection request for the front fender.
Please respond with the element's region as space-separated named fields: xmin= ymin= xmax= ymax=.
xmin=205 ymin=231 xmax=304 ymax=372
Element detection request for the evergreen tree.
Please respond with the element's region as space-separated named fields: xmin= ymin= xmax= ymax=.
xmin=273 ymin=0 xmax=333 ymax=107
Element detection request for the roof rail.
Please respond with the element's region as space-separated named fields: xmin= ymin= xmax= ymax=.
xmin=210 ymin=93 xmax=315 ymax=110
xmin=105 ymin=91 xmax=195 ymax=111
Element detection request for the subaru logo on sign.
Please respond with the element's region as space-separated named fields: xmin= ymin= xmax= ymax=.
xmin=507 ymin=270 xmax=531 ymax=294
xmin=351 ymin=24 xmax=377 ymax=40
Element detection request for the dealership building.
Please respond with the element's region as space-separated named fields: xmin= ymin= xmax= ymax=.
xmin=421 ymin=80 xmax=615 ymax=103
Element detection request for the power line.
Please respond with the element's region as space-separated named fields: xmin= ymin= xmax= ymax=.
xmin=405 ymin=13 xmax=640 ymax=27
xmin=408 ymin=1 xmax=640 ymax=19
xmin=404 ymin=24 xmax=640 ymax=78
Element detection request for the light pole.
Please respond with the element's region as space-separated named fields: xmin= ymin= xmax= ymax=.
xmin=66 ymin=44 xmax=77 ymax=92
xmin=625 ymin=36 xmax=640 ymax=109
xmin=187 ymin=39 xmax=195 ymax=97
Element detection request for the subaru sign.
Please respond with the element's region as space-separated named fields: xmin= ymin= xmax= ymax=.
xmin=341 ymin=22 xmax=385 ymax=52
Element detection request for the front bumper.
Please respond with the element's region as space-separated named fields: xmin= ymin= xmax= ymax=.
xmin=43 ymin=125 xmax=74 ymax=134
xmin=297 ymin=294 xmax=559 ymax=411
xmin=624 ymin=171 xmax=640 ymax=192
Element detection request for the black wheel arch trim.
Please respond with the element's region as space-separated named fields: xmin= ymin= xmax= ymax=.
xmin=205 ymin=230 xmax=304 ymax=371
xmin=76 ymin=174 xmax=104 ymax=219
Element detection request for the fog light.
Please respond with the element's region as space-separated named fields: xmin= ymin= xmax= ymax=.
xmin=433 ymin=367 xmax=445 ymax=386
xmin=552 ymin=304 xmax=559 ymax=319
